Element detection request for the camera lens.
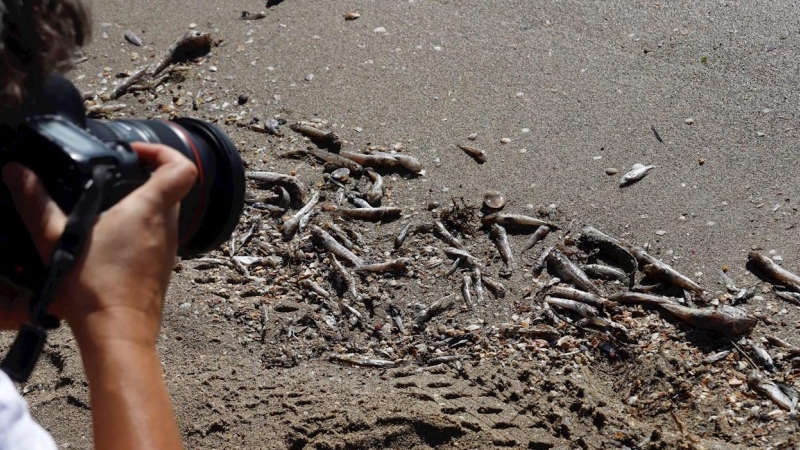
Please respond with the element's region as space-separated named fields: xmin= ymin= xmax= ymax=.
xmin=86 ymin=118 xmax=245 ymax=257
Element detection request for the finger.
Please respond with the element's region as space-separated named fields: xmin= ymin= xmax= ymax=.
xmin=2 ymin=163 xmax=68 ymax=263
xmin=129 ymin=142 xmax=198 ymax=210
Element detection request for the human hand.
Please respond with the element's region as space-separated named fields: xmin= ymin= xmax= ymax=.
xmin=1 ymin=142 xmax=197 ymax=349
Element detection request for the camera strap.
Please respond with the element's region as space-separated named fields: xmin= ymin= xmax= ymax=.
xmin=0 ymin=165 xmax=112 ymax=382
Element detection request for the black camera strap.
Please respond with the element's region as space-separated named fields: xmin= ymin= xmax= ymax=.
xmin=0 ymin=165 xmax=111 ymax=382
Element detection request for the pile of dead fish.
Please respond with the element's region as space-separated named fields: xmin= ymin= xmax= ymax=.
xmin=188 ymin=121 xmax=800 ymax=415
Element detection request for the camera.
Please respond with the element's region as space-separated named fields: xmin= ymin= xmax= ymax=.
xmin=0 ymin=77 xmax=246 ymax=293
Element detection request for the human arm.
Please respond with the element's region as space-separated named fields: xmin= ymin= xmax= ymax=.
xmin=1 ymin=142 xmax=196 ymax=449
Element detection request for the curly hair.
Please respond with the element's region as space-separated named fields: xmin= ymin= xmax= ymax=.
xmin=0 ymin=0 xmax=91 ymax=124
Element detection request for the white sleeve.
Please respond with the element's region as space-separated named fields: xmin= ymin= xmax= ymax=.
xmin=0 ymin=370 xmax=58 ymax=450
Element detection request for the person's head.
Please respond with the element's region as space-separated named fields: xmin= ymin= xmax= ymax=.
xmin=0 ymin=0 xmax=91 ymax=125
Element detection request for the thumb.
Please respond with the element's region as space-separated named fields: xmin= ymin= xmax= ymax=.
xmin=2 ymin=163 xmax=68 ymax=263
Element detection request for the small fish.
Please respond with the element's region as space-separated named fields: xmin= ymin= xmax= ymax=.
xmin=387 ymin=305 xmax=405 ymax=334
xmin=546 ymin=249 xmax=606 ymax=296
xmin=308 ymin=148 xmax=364 ymax=176
xmin=329 ymin=355 xmax=395 ymax=368
xmin=124 ymin=30 xmax=143 ymax=46
xmin=520 ymin=225 xmax=550 ymax=254
xmin=482 ymin=212 xmax=557 ymax=230
xmin=415 ymin=294 xmax=455 ymax=329
xmin=747 ymin=370 xmax=797 ymax=413
xmin=490 ymin=224 xmax=515 ymax=271
xmin=433 ymin=220 xmax=464 ymax=249
xmin=749 ymin=341 xmax=775 ymax=371
xmin=473 ymin=267 xmax=485 ymax=303
xmin=546 ymin=296 xmax=599 ymax=319
xmin=579 ymin=227 xmax=637 ymax=275
xmin=355 ymin=258 xmax=410 ymax=273
xmin=443 ymin=247 xmax=482 ymax=267
xmin=608 ymin=291 xmax=679 ymax=306
xmin=246 ymin=171 xmax=309 ymax=205
xmin=338 ymin=207 xmax=402 ymax=221
xmin=658 ymin=303 xmax=757 ymax=336
xmin=619 ymin=163 xmax=655 ymax=187
xmin=461 ymin=275 xmax=474 ymax=308
xmin=328 ymin=254 xmax=361 ymax=302
xmin=583 ymin=264 xmax=628 ymax=281
xmin=481 ymin=275 xmax=506 ymax=298
xmin=703 ymin=350 xmax=731 ymax=364
xmin=733 ymin=286 xmax=757 ymax=303
xmin=241 ymin=10 xmax=267 ymax=20
xmin=765 ymin=336 xmax=800 ymax=356
xmin=632 ymin=282 xmax=667 ymax=293
xmin=548 ymin=286 xmax=618 ymax=312
xmin=748 ymin=252 xmax=800 ymax=292
xmin=369 ymin=151 xmax=423 ymax=174
xmin=340 ymin=150 xmax=398 ymax=169
xmin=290 ymin=123 xmax=342 ymax=151
xmin=630 ymin=246 xmax=705 ymax=295
xmin=323 ymin=222 xmax=357 ymax=250
xmin=533 ymin=246 xmax=553 ymax=276
xmin=365 ymin=169 xmax=383 ymax=205
xmin=394 ymin=222 xmax=433 ymax=250
xmin=718 ymin=269 xmax=739 ymax=293
xmin=311 ymin=225 xmax=364 ymax=267
xmin=281 ymin=191 xmax=319 ymax=240
xmin=458 ymin=145 xmax=486 ymax=163
xmin=775 ymin=290 xmax=800 ymax=306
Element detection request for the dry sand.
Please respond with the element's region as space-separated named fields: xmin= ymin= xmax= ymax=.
xmin=4 ymin=0 xmax=800 ymax=448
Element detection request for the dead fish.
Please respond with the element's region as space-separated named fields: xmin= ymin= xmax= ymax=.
xmin=394 ymin=222 xmax=433 ymax=250
xmin=747 ymin=370 xmax=797 ymax=412
xmin=443 ymin=247 xmax=482 ymax=267
xmin=775 ymin=290 xmax=800 ymax=306
xmin=658 ymin=303 xmax=757 ymax=336
xmin=549 ymin=286 xmax=618 ymax=312
xmin=387 ymin=305 xmax=405 ymax=334
xmin=473 ymin=267 xmax=485 ymax=303
xmin=579 ymin=227 xmax=637 ymax=274
xmin=521 ymin=225 xmax=550 ymax=254
xmin=338 ymin=207 xmax=402 ymax=221
xmin=350 ymin=196 xmax=371 ymax=208
xmin=328 ymin=254 xmax=362 ymax=302
xmin=481 ymin=275 xmax=506 ymax=298
xmin=340 ymin=150 xmax=398 ymax=169
xmin=281 ymin=191 xmax=319 ymax=240
xmin=533 ymin=246 xmax=553 ymax=276
xmin=290 ymin=123 xmax=342 ymax=151
xmin=264 ymin=117 xmax=283 ymax=135
xmin=546 ymin=296 xmax=599 ymax=319
xmin=308 ymin=148 xmax=364 ymax=176
xmin=124 ymin=30 xmax=143 ymax=46
xmin=458 ymin=145 xmax=486 ymax=163
xmin=608 ymin=291 xmax=679 ymax=306
xmin=323 ymin=222 xmax=356 ymax=250
xmin=583 ymin=264 xmax=628 ymax=281
xmin=370 ymin=151 xmax=423 ymax=174
xmin=748 ymin=252 xmax=800 ymax=292
xmin=433 ymin=220 xmax=464 ymax=249
xmin=642 ymin=264 xmax=705 ymax=296
xmin=703 ymin=350 xmax=731 ymax=364
xmin=415 ymin=294 xmax=456 ymax=329
xmin=329 ymin=354 xmax=395 ymax=369
xmin=749 ymin=342 xmax=775 ymax=371
xmin=311 ymin=225 xmax=364 ymax=267
xmin=246 ymin=171 xmax=308 ymax=205
xmin=718 ymin=269 xmax=739 ymax=293
xmin=482 ymin=212 xmax=557 ymax=230
xmin=546 ymin=249 xmax=606 ymax=296
xmin=631 ymin=282 xmax=667 ymax=293
xmin=461 ymin=275 xmax=474 ymax=308
xmin=355 ymin=258 xmax=410 ymax=273
xmin=765 ymin=336 xmax=800 ymax=356
xmin=630 ymin=246 xmax=705 ymax=295
xmin=619 ymin=163 xmax=655 ymax=187
xmin=733 ymin=286 xmax=757 ymax=303
xmin=365 ymin=169 xmax=383 ymax=205
xmin=490 ymin=224 xmax=515 ymax=271
xmin=241 ymin=10 xmax=267 ymax=20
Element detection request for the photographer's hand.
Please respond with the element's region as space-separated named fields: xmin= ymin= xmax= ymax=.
xmin=2 ymin=142 xmax=196 ymax=450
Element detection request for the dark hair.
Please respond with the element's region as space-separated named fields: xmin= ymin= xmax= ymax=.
xmin=0 ymin=0 xmax=91 ymax=123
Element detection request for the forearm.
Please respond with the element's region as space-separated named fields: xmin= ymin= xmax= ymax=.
xmin=77 ymin=337 xmax=182 ymax=450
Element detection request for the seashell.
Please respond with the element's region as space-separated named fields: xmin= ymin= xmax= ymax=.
xmin=483 ymin=190 xmax=506 ymax=210
xmin=344 ymin=11 xmax=361 ymax=20
xmin=331 ymin=167 xmax=350 ymax=182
